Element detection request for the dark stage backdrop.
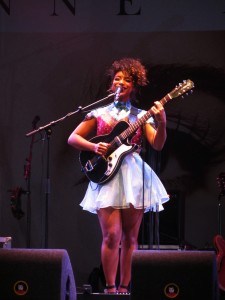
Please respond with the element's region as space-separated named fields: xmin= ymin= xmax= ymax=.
xmin=0 ymin=0 xmax=225 ymax=288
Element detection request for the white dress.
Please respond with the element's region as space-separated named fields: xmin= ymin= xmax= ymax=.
xmin=79 ymin=101 xmax=170 ymax=214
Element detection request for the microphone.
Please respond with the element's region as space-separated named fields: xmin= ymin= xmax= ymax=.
xmin=114 ymin=86 xmax=122 ymax=101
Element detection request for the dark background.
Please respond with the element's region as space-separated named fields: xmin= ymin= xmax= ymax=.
xmin=0 ymin=0 xmax=225 ymax=288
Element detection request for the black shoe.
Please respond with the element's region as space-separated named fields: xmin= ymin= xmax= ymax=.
xmin=104 ymin=285 xmax=117 ymax=294
xmin=117 ymin=285 xmax=130 ymax=294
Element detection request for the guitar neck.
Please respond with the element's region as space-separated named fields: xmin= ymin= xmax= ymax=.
xmin=119 ymin=94 xmax=171 ymax=140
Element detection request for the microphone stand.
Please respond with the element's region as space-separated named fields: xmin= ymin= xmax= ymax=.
xmin=24 ymin=116 xmax=40 ymax=248
xmin=26 ymin=92 xmax=115 ymax=248
xmin=216 ymin=173 xmax=225 ymax=236
xmin=218 ymin=193 xmax=225 ymax=235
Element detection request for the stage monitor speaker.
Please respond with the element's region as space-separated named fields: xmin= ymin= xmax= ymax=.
xmin=131 ymin=250 xmax=219 ymax=300
xmin=0 ymin=248 xmax=76 ymax=300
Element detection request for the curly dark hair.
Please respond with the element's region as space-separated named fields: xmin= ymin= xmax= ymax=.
xmin=107 ymin=57 xmax=149 ymax=88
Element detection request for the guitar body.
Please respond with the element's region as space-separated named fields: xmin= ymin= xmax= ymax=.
xmin=79 ymin=121 xmax=138 ymax=184
xmin=214 ymin=235 xmax=225 ymax=291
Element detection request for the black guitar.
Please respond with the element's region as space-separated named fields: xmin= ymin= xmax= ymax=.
xmin=79 ymin=79 xmax=194 ymax=185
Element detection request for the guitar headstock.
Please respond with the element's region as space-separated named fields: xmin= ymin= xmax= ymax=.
xmin=168 ymin=79 xmax=195 ymax=99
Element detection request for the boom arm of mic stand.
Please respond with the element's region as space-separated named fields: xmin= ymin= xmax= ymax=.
xmin=25 ymin=92 xmax=115 ymax=137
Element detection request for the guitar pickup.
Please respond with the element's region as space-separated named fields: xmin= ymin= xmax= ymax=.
xmin=114 ymin=136 xmax=122 ymax=146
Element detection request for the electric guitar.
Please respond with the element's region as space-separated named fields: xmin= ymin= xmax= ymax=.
xmin=79 ymin=79 xmax=194 ymax=185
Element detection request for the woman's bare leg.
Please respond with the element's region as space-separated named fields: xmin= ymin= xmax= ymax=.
xmin=97 ymin=207 xmax=122 ymax=292
xmin=118 ymin=206 xmax=144 ymax=293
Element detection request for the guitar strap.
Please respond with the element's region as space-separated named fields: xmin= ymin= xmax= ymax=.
xmin=130 ymin=106 xmax=141 ymax=117
xmin=130 ymin=106 xmax=151 ymax=134
xmin=130 ymin=106 xmax=144 ymax=134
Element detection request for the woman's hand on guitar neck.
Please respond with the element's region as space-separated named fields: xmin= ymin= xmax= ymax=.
xmin=150 ymin=101 xmax=166 ymax=125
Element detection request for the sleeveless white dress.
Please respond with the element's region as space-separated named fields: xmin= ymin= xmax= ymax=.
xmin=79 ymin=102 xmax=169 ymax=214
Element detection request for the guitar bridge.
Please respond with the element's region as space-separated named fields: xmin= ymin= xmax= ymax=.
xmin=83 ymin=156 xmax=107 ymax=173
xmin=84 ymin=160 xmax=94 ymax=172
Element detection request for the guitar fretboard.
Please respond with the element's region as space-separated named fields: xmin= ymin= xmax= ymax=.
xmin=119 ymin=94 xmax=171 ymax=141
